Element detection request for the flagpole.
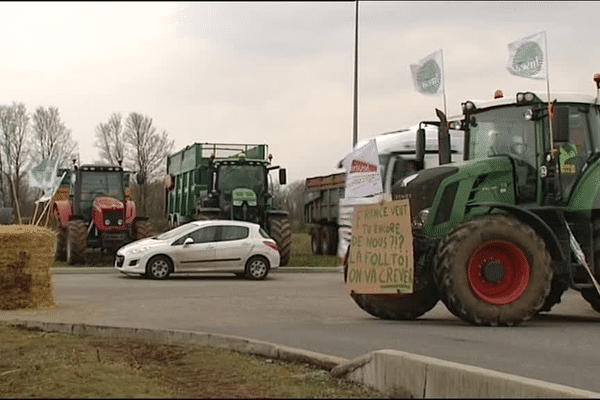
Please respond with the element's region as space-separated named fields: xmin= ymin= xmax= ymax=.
xmin=543 ymin=31 xmax=554 ymax=150
xmin=440 ymin=48 xmax=447 ymax=116
xmin=352 ymin=0 xmax=359 ymax=148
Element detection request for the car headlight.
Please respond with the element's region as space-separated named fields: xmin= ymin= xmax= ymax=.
xmin=126 ymin=246 xmax=151 ymax=255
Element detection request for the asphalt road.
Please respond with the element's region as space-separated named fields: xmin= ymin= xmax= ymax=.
xmin=2 ymin=269 xmax=600 ymax=392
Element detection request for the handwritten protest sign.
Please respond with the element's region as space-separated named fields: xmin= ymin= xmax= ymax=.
xmin=345 ymin=199 xmax=414 ymax=294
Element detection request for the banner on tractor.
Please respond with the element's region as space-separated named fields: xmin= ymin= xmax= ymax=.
xmin=345 ymin=199 xmax=414 ymax=294
xmin=343 ymin=138 xmax=383 ymax=199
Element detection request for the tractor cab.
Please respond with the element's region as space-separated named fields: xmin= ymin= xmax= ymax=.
xmin=458 ymin=91 xmax=600 ymax=206
xmin=72 ymin=165 xmax=128 ymax=220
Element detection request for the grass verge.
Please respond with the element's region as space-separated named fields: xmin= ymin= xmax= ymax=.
xmin=53 ymin=233 xmax=338 ymax=269
xmin=0 ymin=323 xmax=381 ymax=398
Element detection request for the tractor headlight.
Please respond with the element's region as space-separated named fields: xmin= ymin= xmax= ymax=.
xmin=118 ymin=219 xmax=123 ymax=225
xmin=105 ymin=219 xmax=110 ymax=226
xmin=414 ymin=209 xmax=430 ymax=228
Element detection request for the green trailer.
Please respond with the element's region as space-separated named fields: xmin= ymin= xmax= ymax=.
xmin=165 ymin=142 xmax=292 ymax=266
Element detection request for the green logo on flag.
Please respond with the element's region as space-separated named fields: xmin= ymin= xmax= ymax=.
xmin=416 ymin=59 xmax=441 ymax=94
xmin=512 ymin=42 xmax=544 ymax=77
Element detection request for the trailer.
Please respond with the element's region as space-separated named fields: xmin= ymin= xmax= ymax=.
xmin=304 ymin=172 xmax=346 ymax=255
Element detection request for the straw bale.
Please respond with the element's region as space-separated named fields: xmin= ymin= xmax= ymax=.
xmin=0 ymin=225 xmax=56 ymax=310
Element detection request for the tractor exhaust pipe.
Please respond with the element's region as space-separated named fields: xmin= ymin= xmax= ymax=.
xmin=436 ymin=108 xmax=451 ymax=165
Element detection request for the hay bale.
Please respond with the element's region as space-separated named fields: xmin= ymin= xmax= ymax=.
xmin=0 ymin=225 xmax=56 ymax=310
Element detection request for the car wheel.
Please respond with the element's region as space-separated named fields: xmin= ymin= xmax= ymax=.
xmin=245 ymin=256 xmax=270 ymax=280
xmin=146 ymin=255 xmax=172 ymax=280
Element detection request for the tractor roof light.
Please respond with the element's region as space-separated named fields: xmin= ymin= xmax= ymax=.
xmin=462 ymin=101 xmax=476 ymax=114
xmin=516 ymin=92 xmax=536 ymax=105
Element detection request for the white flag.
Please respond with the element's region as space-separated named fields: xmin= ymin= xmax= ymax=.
xmin=344 ymin=139 xmax=383 ymax=199
xmin=507 ymin=31 xmax=547 ymax=80
xmin=28 ymin=158 xmax=66 ymax=203
xmin=410 ymin=49 xmax=444 ymax=97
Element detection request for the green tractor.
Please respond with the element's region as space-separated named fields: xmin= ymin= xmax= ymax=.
xmin=166 ymin=143 xmax=292 ymax=266
xmin=347 ymin=74 xmax=600 ymax=326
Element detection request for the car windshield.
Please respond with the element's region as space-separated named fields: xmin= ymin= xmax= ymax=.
xmin=154 ymin=224 xmax=198 ymax=241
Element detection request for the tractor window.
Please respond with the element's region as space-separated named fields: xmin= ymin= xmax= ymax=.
xmin=467 ymin=106 xmax=538 ymax=203
xmin=217 ymin=165 xmax=266 ymax=196
xmin=80 ymin=171 xmax=124 ymax=200
xmin=556 ymin=104 xmax=593 ymax=198
xmin=467 ymin=106 xmax=537 ymax=168
xmin=590 ymin=105 xmax=600 ymax=153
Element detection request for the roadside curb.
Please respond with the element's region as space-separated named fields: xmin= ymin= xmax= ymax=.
xmin=3 ymin=319 xmax=346 ymax=371
xmin=5 ymin=319 xmax=599 ymax=398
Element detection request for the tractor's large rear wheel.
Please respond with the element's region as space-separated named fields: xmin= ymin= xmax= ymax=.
xmin=269 ymin=215 xmax=292 ymax=267
xmin=66 ymin=219 xmax=87 ymax=265
xmin=133 ymin=219 xmax=154 ymax=240
xmin=344 ymin=247 xmax=439 ymax=320
xmin=434 ymin=215 xmax=552 ymax=326
xmin=580 ymin=216 xmax=600 ymax=313
xmin=52 ymin=210 xmax=67 ymax=261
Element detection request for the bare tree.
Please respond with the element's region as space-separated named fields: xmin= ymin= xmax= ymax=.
xmin=124 ymin=112 xmax=173 ymax=215
xmin=31 ymin=106 xmax=78 ymax=166
xmin=95 ymin=112 xmax=126 ymax=165
xmin=0 ymin=102 xmax=30 ymax=215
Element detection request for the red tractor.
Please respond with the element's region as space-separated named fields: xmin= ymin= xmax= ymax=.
xmin=52 ymin=163 xmax=153 ymax=265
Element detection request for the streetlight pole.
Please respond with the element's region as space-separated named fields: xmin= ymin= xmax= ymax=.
xmin=352 ymin=0 xmax=359 ymax=148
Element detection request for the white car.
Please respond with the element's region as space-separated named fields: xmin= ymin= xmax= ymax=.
xmin=115 ymin=220 xmax=280 ymax=280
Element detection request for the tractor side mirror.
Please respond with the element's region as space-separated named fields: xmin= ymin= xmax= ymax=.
xmin=415 ymin=128 xmax=426 ymax=168
xmin=279 ymin=168 xmax=287 ymax=185
xmin=553 ymin=106 xmax=570 ymax=142
xmin=136 ymin=172 xmax=146 ymax=185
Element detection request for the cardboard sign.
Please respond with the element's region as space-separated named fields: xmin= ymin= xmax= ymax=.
xmin=345 ymin=199 xmax=414 ymax=294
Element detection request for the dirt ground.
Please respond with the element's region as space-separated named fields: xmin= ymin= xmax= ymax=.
xmin=0 ymin=323 xmax=382 ymax=398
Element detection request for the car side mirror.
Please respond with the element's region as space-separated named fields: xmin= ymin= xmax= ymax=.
xmin=183 ymin=237 xmax=194 ymax=246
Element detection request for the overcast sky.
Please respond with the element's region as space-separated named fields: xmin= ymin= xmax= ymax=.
xmin=1 ymin=1 xmax=599 ymax=183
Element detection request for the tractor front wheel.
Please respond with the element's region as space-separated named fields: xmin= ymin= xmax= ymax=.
xmin=434 ymin=215 xmax=552 ymax=326
xmin=52 ymin=210 xmax=67 ymax=261
xmin=133 ymin=219 xmax=154 ymax=240
xmin=66 ymin=219 xmax=87 ymax=265
xmin=269 ymin=215 xmax=292 ymax=267
xmin=345 ymin=247 xmax=439 ymax=320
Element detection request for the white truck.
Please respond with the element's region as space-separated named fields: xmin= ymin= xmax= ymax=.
xmin=335 ymin=124 xmax=464 ymax=265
